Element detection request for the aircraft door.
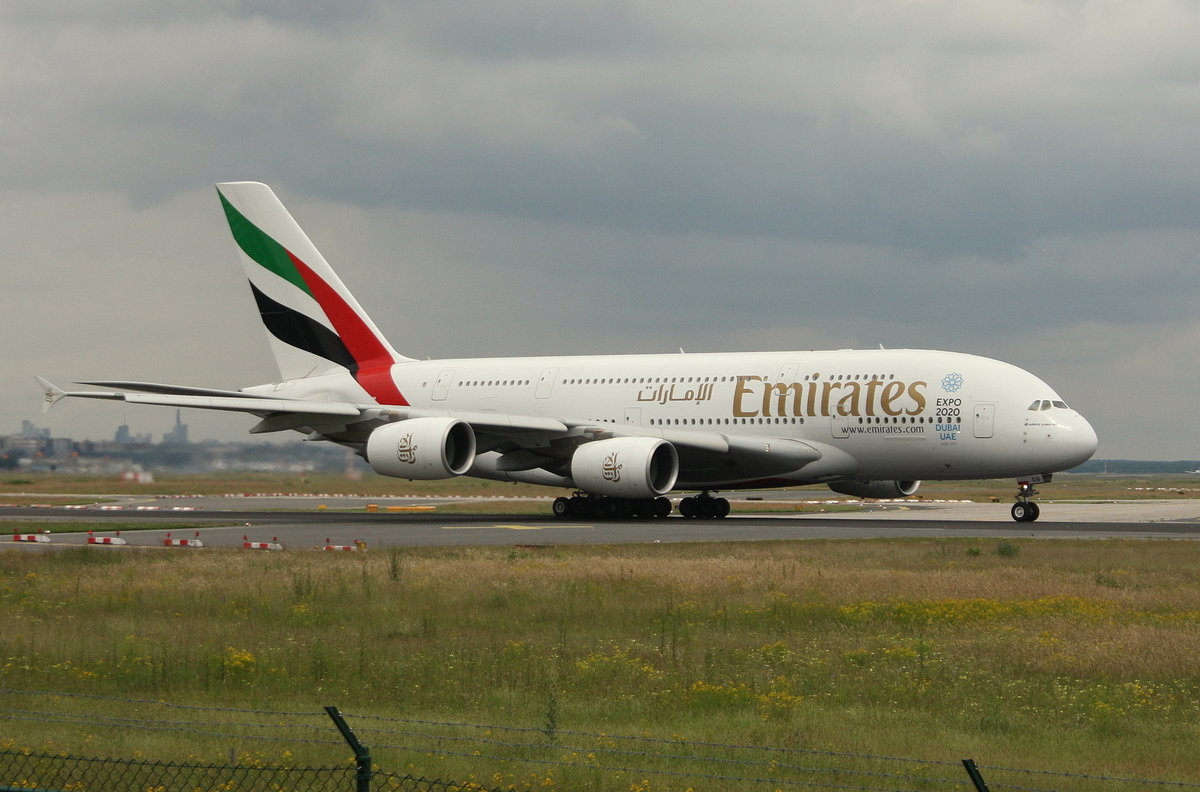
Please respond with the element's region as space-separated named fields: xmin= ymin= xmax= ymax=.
xmin=973 ymin=403 xmax=995 ymax=438
xmin=432 ymin=370 xmax=455 ymax=401
xmin=536 ymin=368 xmax=557 ymax=399
xmin=624 ymin=408 xmax=641 ymax=426
xmin=831 ymin=413 xmax=851 ymax=439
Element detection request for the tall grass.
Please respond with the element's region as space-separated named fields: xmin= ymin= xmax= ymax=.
xmin=2 ymin=539 xmax=1200 ymax=785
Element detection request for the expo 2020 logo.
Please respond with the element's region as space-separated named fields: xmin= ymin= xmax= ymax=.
xmin=941 ymin=373 xmax=964 ymax=393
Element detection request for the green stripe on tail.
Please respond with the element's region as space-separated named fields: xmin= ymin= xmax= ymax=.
xmin=218 ymin=191 xmax=312 ymax=297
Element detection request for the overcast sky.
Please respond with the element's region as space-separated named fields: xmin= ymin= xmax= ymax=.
xmin=3 ymin=1 xmax=1199 ymax=460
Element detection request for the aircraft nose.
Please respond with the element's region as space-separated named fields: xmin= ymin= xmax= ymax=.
xmin=1058 ymin=412 xmax=1099 ymax=469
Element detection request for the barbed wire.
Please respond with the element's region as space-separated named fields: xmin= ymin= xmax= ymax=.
xmin=980 ymin=762 xmax=1200 ymax=790
xmin=0 ymin=710 xmax=345 ymax=749
xmin=0 ymin=687 xmax=321 ymax=719
xmin=365 ymin=736 xmax=956 ymax=792
xmin=345 ymin=711 xmax=966 ymax=768
xmin=353 ymin=725 xmax=962 ymax=788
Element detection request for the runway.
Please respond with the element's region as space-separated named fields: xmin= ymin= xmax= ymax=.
xmin=3 ymin=494 xmax=1200 ymax=549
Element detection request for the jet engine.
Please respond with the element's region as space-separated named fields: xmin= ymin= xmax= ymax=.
xmin=571 ymin=437 xmax=679 ymax=499
xmin=828 ymin=480 xmax=921 ymax=499
xmin=366 ymin=418 xmax=476 ymax=479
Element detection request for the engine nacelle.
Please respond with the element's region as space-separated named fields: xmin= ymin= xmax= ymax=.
xmin=571 ymin=437 xmax=679 ymax=499
xmin=828 ymin=480 xmax=921 ymax=499
xmin=366 ymin=418 xmax=476 ymax=479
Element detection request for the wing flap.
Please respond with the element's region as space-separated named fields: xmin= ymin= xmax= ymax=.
xmin=120 ymin=393 xmax=362 ymax=416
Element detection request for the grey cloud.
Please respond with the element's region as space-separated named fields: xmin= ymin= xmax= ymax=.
xmin=3 ymin=1 xmax=1200 ymax=458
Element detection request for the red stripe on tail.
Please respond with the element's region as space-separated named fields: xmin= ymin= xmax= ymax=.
xmin=287 ymin=251 xmax=409 ymax=406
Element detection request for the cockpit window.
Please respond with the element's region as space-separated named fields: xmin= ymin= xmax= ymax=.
xmin=1052 ymin=400 xmax=1068 ymax=409
xmin=1028 ymin=399 xmax=1069 ymax=411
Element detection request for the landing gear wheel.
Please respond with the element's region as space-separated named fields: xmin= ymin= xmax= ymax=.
xmin=679 ymin=497 xmax=696 ymax=519
xmin=713 ymin=498 xmax=730 ymax=519
xmin=552 ymin=497 xmax=570 ymax=519
xmin=1011 ymin=501 xmax=1041 ymax=523
xmin=654 ymin=497 xmax=672 ymax=518
xmin=1011 ymin=480 xmax=1043 ymax=523
xmin=679 ymin=492 xmax=728 ymax=519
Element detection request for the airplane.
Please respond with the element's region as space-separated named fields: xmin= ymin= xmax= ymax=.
xmin=38 ymin=182 xmax=1097 ymax=523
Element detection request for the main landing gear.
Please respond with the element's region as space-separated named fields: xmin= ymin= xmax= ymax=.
xmin=1011 ymin=481 xmax=1041 ymax=523
xmin=550 ymin=491 xmax=732 ymax=519
xmin=678 ymin=491 xmax=730 ymax=519
xmin=552 ymin=493 xmax=672 ymax=520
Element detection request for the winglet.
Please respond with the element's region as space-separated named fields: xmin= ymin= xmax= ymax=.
xmin=35 ymin=376 xmax=66 ymax=413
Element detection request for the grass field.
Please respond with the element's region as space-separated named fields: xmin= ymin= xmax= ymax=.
xmin=2 ymin=537 xmax=1200 ymax=789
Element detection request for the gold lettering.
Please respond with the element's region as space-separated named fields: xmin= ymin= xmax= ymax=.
xmin=906 ymin=381 xmax=927 ymax=415
xmin=880 ymin=381 xmax=905 ymax=415
xmin=733 ymin=376 xmax=760 ymax=417
xmin=729 ymin=374 xmax=925 ymax=420
xmin=820 ymin=381 xmax=841 ymax=417
xmin=865 ymin=379 xmax=884 ymax=416
xmin=771 ymin=382 xmax=803 ymax=417
xmin=836 ymin=381 xmax=862 ymax=416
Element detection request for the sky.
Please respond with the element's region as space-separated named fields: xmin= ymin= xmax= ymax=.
xmin=3 ymin=0 xmax=1199 ymax=460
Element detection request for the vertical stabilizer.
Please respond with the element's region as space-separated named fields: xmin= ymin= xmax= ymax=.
xmin=216 ymin=181 xmax=411 ymax=404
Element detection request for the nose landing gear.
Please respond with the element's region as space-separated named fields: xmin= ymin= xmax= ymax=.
xmin=1011 ymin=479 xmax=1043 ymax=522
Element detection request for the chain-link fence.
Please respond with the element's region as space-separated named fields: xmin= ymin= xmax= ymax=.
xmin=3 ymin=691 xmax=1199 ymax=791
xmin=0 ymin=748 xmax=495 ymax=792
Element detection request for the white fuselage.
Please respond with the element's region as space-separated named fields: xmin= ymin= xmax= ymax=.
xmin=265 ymin=347 xmax=1097 ymax=490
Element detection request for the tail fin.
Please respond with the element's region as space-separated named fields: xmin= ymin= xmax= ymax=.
xmin=216 ymin=182 xmax=411 ymax=404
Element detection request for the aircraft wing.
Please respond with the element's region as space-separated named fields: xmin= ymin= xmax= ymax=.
xmin=36 ymin=378 xmax=568 ymax=436
xmin=38 ymin=378 xmax=360 ymax=418
xmin=36 ymin=378 xmax=821 ymax=480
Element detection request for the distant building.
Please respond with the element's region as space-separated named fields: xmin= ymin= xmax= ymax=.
xmin=20 ymin=420 xmax=50 ymax=439
xmin=162 ymin=410 xmax=189 ymax=445
xmin=114 ymin=424 xmax=151 ymax=444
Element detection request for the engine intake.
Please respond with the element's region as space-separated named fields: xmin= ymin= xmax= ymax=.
xmin=366 ymin=418 xmax=476 ymax=479
xmin=571 ymin=437 xmax=679 ymax=499
xmin=828 ymin=480 xmax=921 ymax=499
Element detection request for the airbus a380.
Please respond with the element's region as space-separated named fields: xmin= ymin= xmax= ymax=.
xmin=38 ymin=182 xmax=1097 ymax=522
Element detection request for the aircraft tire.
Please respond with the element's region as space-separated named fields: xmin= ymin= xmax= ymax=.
xmin=714 ymin=498 xmax=730 ymax=518
xmin=679 ymin=497 xmax=697 ymax=518
xmin=1011 ymin=502 xmax=1039 ymax=522
xmin=569 ymin=497 xmax=593 ymax=518
xmin=654 ymin=497 xmax=672 ymax=518
xmin=552 ymin=497 xmax=570 ymax=519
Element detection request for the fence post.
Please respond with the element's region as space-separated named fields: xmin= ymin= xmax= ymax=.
xmin=961 ymin=759 xmax=990 ymax=792
xmin=326 ymin=706 xmax=371 ymax=792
